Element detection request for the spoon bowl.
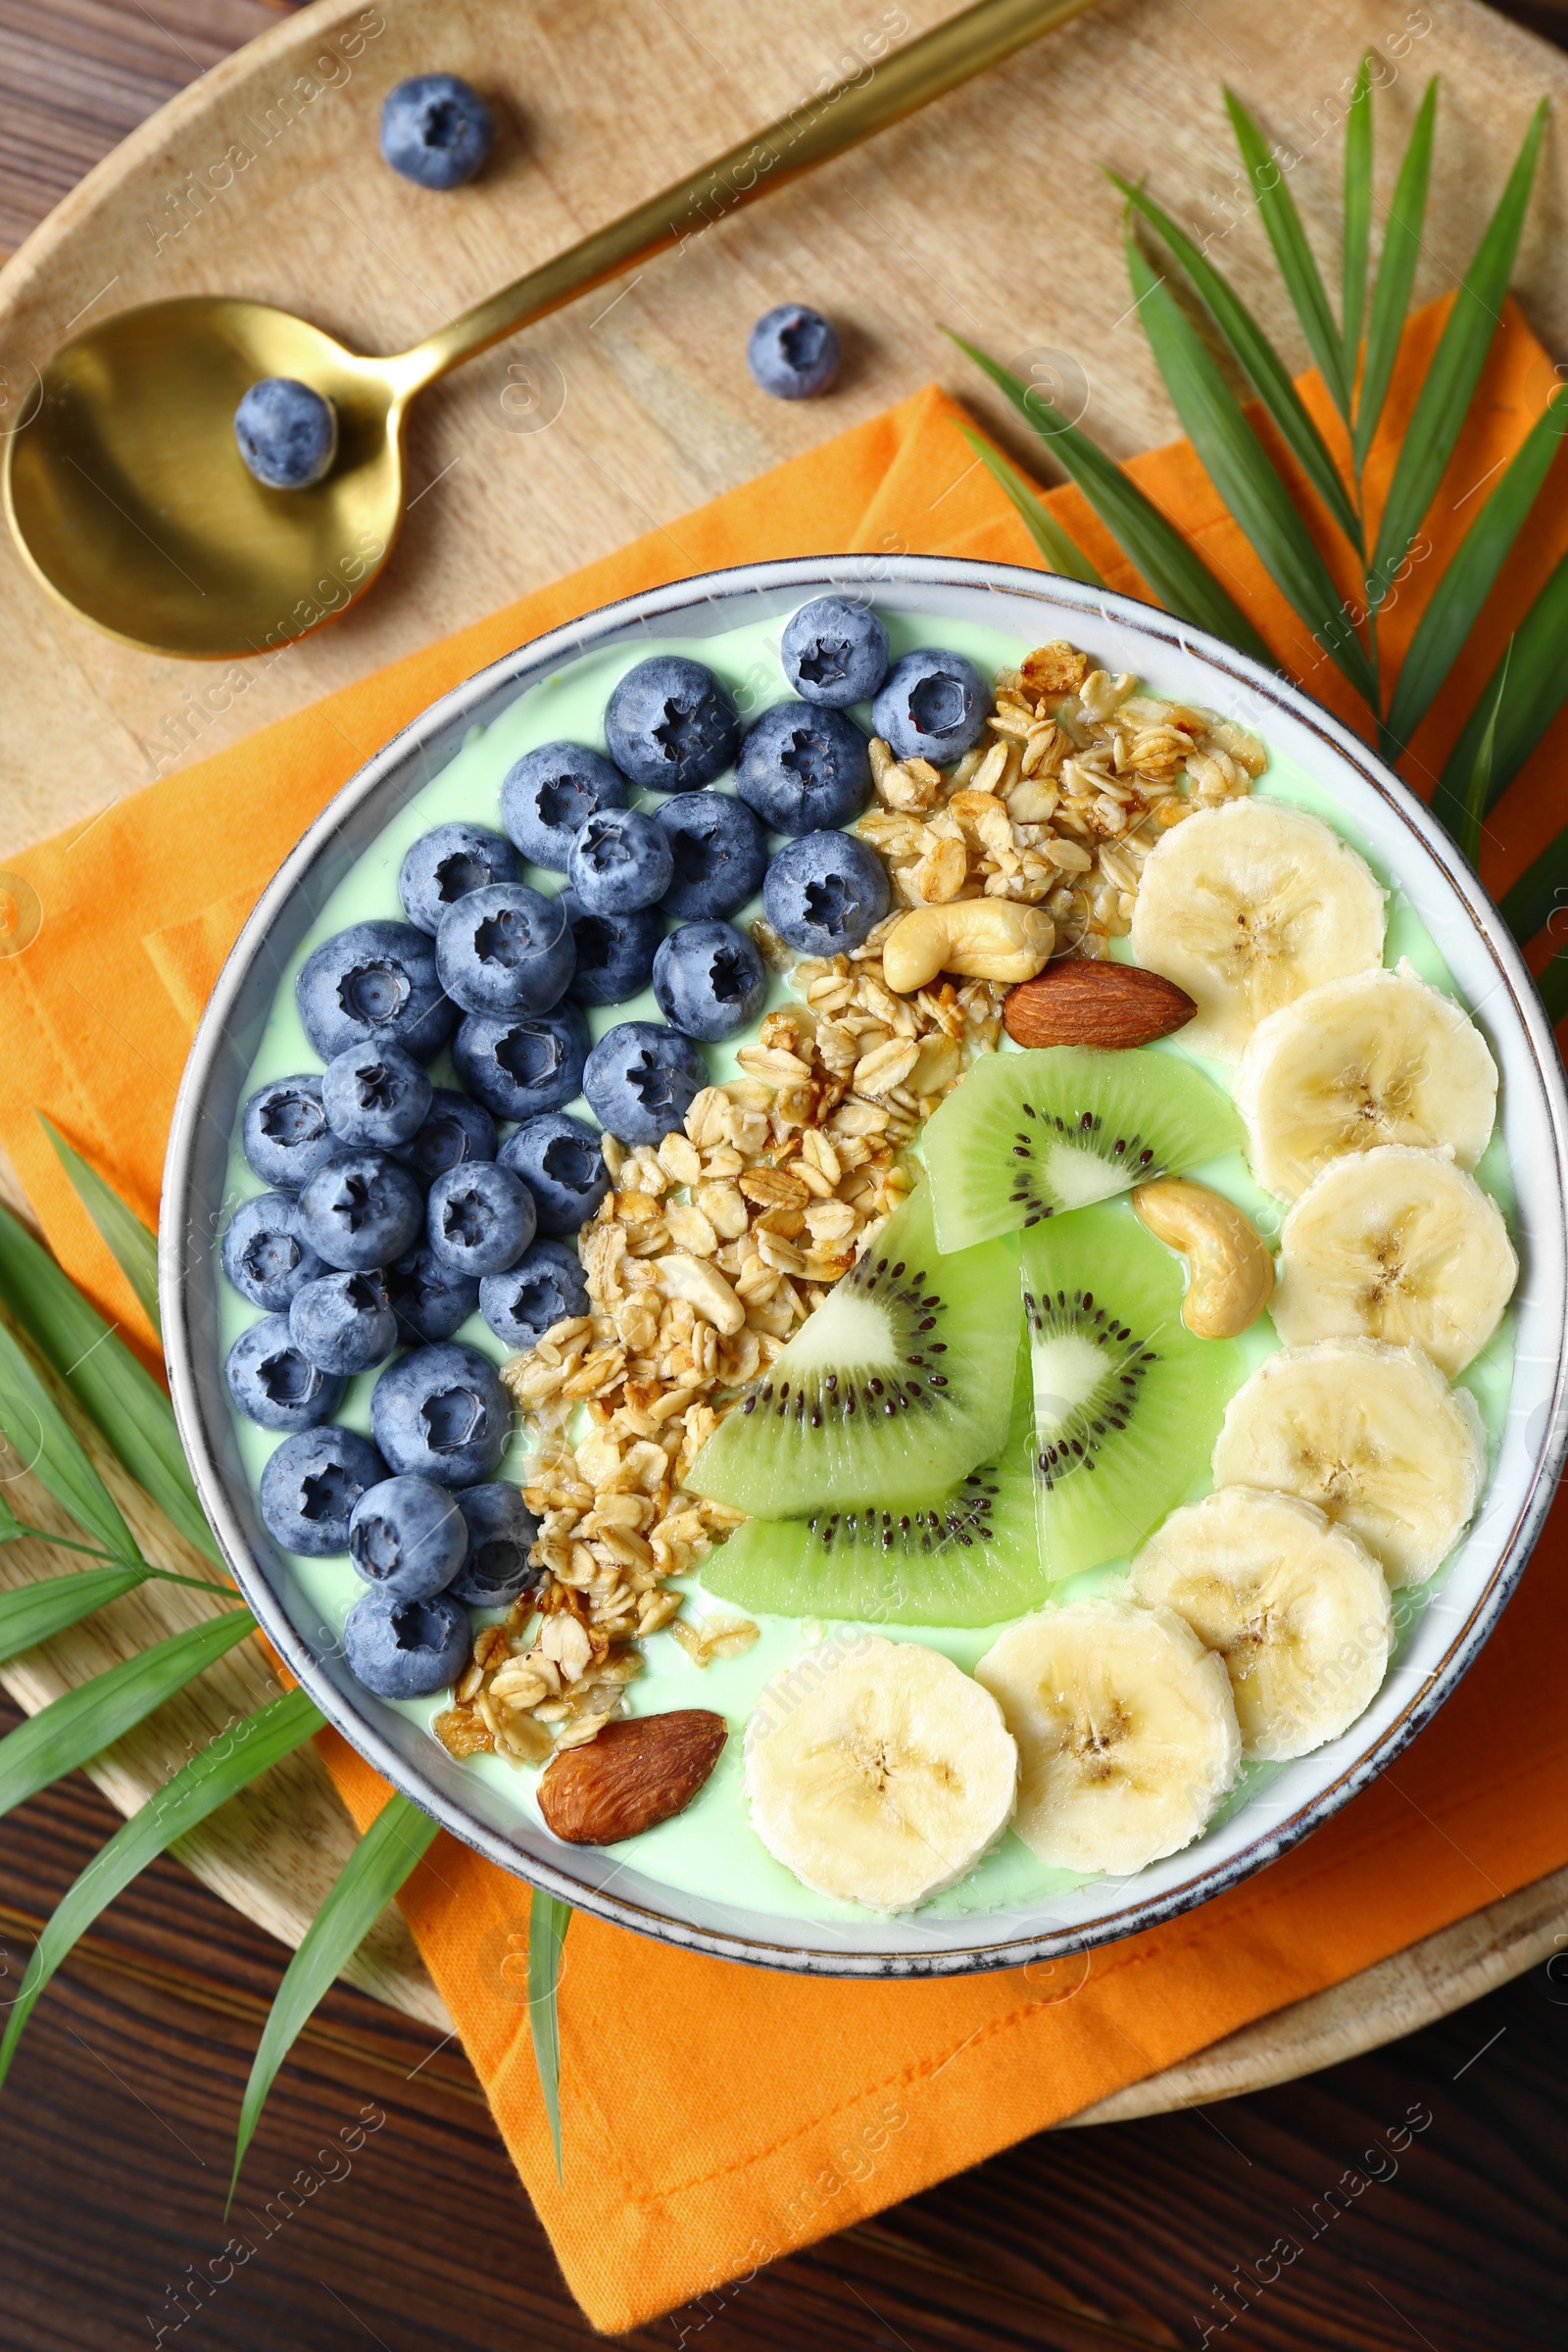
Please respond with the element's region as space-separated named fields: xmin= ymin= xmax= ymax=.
xmin=1 ymin=0 xmax=1099 ymax=660
xmin=4 ymin=298 xmax=406 ymax=658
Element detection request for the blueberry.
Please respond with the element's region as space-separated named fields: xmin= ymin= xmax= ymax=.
xmin=747 ymin=304 xmax=840 ymax=399
xmin=383 ymin=1246 xmax=479 ymax=1345
xmin=558 ymin=888 xmax=662 ymax=1006
xmin=241 ymin=1075 xmax=338 ymax=1193
xmin=452 ymin=1004 xmax=588 ymax=1122
xmin=348 ymin=1475 xmax=467 ymax=1599
xmin=399 ymin=821 xmax=520 ymax=933
xmin=296 ymin=920 xmax=456 ymax=1065
xmin=762 ymin=831 xmax=890 ymax=955
xmin=344 ymin=1587 xmax=469 ymax=1699
xmin=780 ymin=596 xmax=890 ymax=708
xmin=652 ymin=921 xmax=766 ymax=1042
xmin=448 ymin=1484 xmax=542 ymax=1606
xmin=393 ymin=1087 xmax=497 ymax=1187
xmin=500 ymin=743 xmax=628 ymax=869
xmin=655 ymin=792 xmax=767 ymax=921
xmin=320 ymin=1042 xmax=432 ymax=1152
xmin=426 ymin=1161 xmax=537 ymax=1278
xmin=498 ymin=1112 xmax=609 ymax=1234
xmin=871 ymin=647 xmax=990 ymax=765
xmin=604 ymin=657 xmax=741 ymax=795
xmin=295 ymin=1150 xmax=424 ymax=1273
xmin=260 ymin=1426 xmax=386 ymax=1557
xmin=379 ymin=73 xmax=494 ymax=190
xmin=370 ymin=1341 xmax=512 ymax=1487
xmin=435 ymin=882 xmax=574 ymax=1017
xmin=233 ymin=378 xmax=337 ymax=489
xmin=736 ymin=701 xmax=872 ymax=835
xmin=566 ymin=808 xmax=674 ymax=916
xmin=225 ymin=1315 xmax=345 ymax=1432
xmin=582 ymin=1021 xmax=707 ymax=1146
xmin=221 ymin=1194 xmax=324 ymax=1311
xmin=479 ymin=1238 xmax=591 ymax=1351
xmin=288 ymin=1271 xmax=398 ymax=1377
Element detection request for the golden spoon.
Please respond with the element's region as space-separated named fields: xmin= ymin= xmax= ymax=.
xmin=2 ymin=0 xmax=1097 ymax=661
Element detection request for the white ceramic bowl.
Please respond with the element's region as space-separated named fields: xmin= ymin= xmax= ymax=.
xmin=162 ymin=556 xmax=1568 ymax=1977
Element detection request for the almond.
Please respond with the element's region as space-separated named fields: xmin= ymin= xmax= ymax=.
xmin=1004 ymin=959 xmax=1196 ymax=1051
xmin=537 ymin=1708 xmax=727 ymax=1845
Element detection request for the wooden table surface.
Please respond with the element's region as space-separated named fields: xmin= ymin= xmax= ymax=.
xmin=2 ymin=5 xmax=1566 ymax=2348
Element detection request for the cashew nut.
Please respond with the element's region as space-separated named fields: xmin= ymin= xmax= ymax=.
xmin=1132 ymin=1179 xmax=1274 ymax=1339
xmin=654 ymin=1253 xmax=746 ymax=1335
xmin=882 ymin=900 xmax=1054 ymax=995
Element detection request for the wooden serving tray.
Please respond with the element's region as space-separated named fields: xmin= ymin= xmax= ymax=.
xmin=1 ymin=0 xmax=1565 ymax=2101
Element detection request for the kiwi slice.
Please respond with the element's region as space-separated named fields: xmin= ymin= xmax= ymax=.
xmin=702 ymin=1336 xmax=1044 ymax=1627
xmin=923 ymin=1046 xmax=1241 ymax=1252
xmin=686 ymin=1182 xmax=1016 ymax=1519
xmin=1023 ymin=1200 xmax=1242 ymax=1577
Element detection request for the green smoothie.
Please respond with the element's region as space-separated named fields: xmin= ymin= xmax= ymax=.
xmin=220 ymin=610 xmax=1516 ymax=1923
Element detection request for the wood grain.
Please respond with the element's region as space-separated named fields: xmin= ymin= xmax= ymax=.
xmin=1 ymin=0 xmax=1567 ymax=2207
xmin=2 ymin=0 xmax=1567 ymax=856
xmin=3 ymin=1687 xmax=1565 ymax=2350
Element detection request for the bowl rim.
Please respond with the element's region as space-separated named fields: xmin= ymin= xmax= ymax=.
xmin=161 ymin=552 xmax=1568 ymax=1978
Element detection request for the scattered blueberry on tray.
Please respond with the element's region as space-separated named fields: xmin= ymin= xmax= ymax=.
xmin=747 ymin=304 xmax=841 ymax=399
xmin=233 ymin=378 xmax=337 ymax=490
xmin=379 ymin=73 xmax=495 ymax=190
xmin=223 ymin=596 xmax=949 ymax=1713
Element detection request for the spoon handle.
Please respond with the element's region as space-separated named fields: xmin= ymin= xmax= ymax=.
xmin=389 ymin=0 xmax=1101 ymax=394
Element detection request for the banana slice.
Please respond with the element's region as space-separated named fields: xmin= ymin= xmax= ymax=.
xmin=974 ymin=1597 xmax=1240 ymax=1875
xmin=1130 ymin=1487 xmax=1394 ymax=1760
xmin=1211 ymin=1339 xmax=1486 ymax=1587
xmin=1129 ymin=799 xmax=1386 ymax=1061
xmin=1272 ymin=1146 xmax=1517 ymax=1376
xmin=1235 ymin=960 xmax=1498 ymax=1200
xmin=743 ymin=1635 xmax=1017 ymax=1911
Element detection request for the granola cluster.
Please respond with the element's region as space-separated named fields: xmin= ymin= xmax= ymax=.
xmin=431 ymin=641 xmax=1264 ymax=1771
xmin=858 ymin=642 xmax=1263 ymax=957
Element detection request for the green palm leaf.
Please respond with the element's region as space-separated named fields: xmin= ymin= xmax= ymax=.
xmin=0 ymin=1566 xmax=149 ymax=1666
xmin=950 ymin=333 xmax=1277 ymax=667
xmin=1457 ymin=645 xmax=1512 ymax=870
xmin=0 ymin=1683 xmax=322 ymax=2088
xmin=0 ymin=1204 xmax=220 ymax=1566
xmin=1225 ymin=87 xmax=1351 ymax=418
xmin=1342 ymin=56 xmax=1373 ymax=372
xmin=228 ymin=1790 xmax=437 ymax=2209
xmin=1122 ymin=236 xmax=1378 ymax=707
xmin=1384 ymin=399 xmax=1568 ymax=752
xmin=953 ymin=426 xmax=1105 ymax=584
xmin=1366 ymin=98 xmax=1546 ymax=607
xmin=1353 ymin=77 xmax=1437 ymax=468
xmin=1435 ymin=543 xmax=1568 ymax=842
xmin=1105 ymin=172 xmax=1360 ymax=547
xmin=0 ymin=1607 xmax=255 ymax=1819
xmin=529 ymin=1888 xmax=571 ymax=2180
xmin=41 ymin=1119 xmax=161 ymax=1341
xmin=0 ymin=1320 xmax=137 ymax=1566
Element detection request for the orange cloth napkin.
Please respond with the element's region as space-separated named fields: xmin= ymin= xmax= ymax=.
xmin=3 ymin=305 xmax=1568 ymax=2335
